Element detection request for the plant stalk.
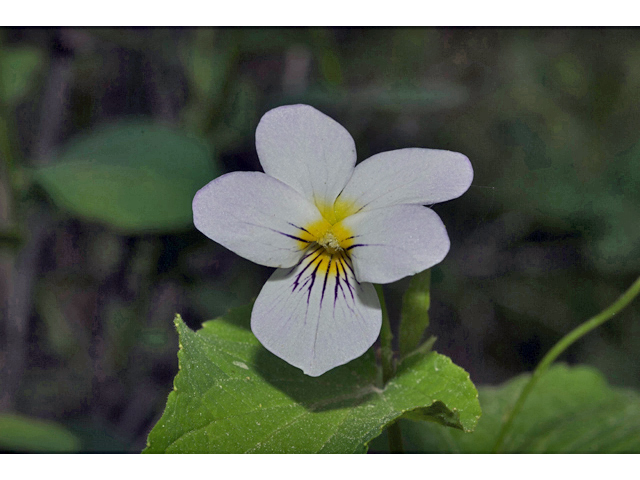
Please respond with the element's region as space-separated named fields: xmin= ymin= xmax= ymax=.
xmin=375 ymin=284 xmax=404 ymax=453
xmin=492 ymin=275 xmax=640 ymax=453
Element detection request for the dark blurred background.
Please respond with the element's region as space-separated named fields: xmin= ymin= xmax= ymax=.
xmin=0 ymin=28 xmax=639 ymax=452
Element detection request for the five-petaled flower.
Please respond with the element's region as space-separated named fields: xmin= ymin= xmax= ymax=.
xmin=193 ymin=105 xmax=473 ymax=376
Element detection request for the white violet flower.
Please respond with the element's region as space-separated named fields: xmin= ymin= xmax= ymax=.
xmin=193 ymin=104 xmax=473 ymax=376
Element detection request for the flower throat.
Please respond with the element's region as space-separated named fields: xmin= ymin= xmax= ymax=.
xmin=317 ymin=229 xmax=343 ymax=255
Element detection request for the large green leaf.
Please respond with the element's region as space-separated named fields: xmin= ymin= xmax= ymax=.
xmin=144 ymin=305 xmax=480 ymax=453
xmin=0 ymin=413 xmax=80 ymax=452
xmin=401 ymin=364 xmax=640 ymax=453
xmin=32 ymin=121 xmax=218 ymax=234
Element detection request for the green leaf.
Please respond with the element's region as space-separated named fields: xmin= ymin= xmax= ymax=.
xmin=144 ymin=306 xmax=480 ymax=453
xmin=0 ymin=413 xmax=80 ymax=452
xmin=0 ymin=46 xmax=45 ymax=105
xmin=399 ymin=269 xmax=431 ymax=358
xmin=401 ymin=364 xmax=640 ymax=453
xmin=31 ymin=121 xmax=219 ymax=234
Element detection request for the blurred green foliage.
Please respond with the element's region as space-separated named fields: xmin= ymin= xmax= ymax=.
xmin=1 ymin=28 xmax=639 ymax=452
xmin=0 ymin=45 xmax=45 ymax=106
xmin=32 ymin=121 xmax=218 ymax=233
xmin=0 ymin=413 xmax=80 ymax=452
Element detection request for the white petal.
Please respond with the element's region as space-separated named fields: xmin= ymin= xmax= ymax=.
xmin=340 ymin=204 xmax=450 ymax=284
xmin=251 ymin=248 xmax=381 ymax=376
xmin=337 ymin=148 xmax=473 ymax=214
xmin=193 ymin=171 xmax=324 ymax=268
xmin=255 ymin=104 xmax=357 ymax=208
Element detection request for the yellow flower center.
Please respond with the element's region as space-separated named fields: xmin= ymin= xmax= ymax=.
xmin=290 ymin=197 xmax=358 ymax=278
xmin=297 ymin=218 xmax=354 ymax=254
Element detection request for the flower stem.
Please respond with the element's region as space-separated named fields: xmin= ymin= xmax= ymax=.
xmin=376 ymin=285 xmax=394 ymax=385
xmin=492 ymin=275 xmax=640 ymax=453
xmin=375 ymin=284 xmax=404 ymax=453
